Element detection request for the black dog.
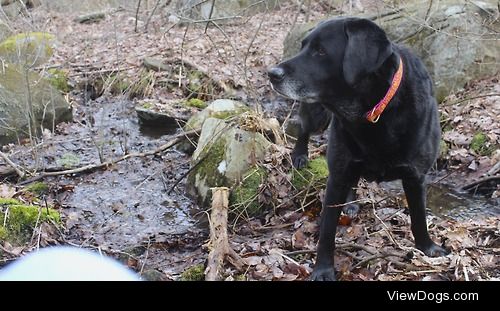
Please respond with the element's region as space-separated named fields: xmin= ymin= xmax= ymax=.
xmin=268 ymin=17 xmax=448 ymax=280
xmin=291 ymin=102 xmax=331 ymax=169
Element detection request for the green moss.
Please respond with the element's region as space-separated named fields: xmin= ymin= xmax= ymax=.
xmin=24 ymin=182 xmax=49 ymax=195
xmin=185 ymin=98 xmax=207 ymax=109
xmin=211 ymin=111 xmax=238 ymax=120
xmin=292 ymin=156 xmax=329 ymax=190
xmin=230 ymin=166 xmax=267 ymax=216
xmin=470 ymin=132 xmax=494 ymax=156
xmin=0 ymin=226 xmax=7 ymax=240
xmin=188 ymin=137 xmax=228 ymax=207
xmin=187 ymin=70 xmax=203 ymax=93
xmin=0 ymin=198 xmax=60 ymax=243
xmin=141 ymin=102 xmax=153 ymax=109
xmin=56 ymin=153 xmax=80 ymax=168
xmin=47 ymin=68 xmax=70 ymax=93
xmin=439 ymin=139 xmax=449 ymax=159
xmin=0 ymin=198 xmax=21 ymax=205
xmin=5 ymin=205 xmax=60 ymax=233
xmin=180 ymin=264 xmax=205 ymax=281
xmin=128 ymin=69 xmax=154 ymax=99
xmin=107 ymin=74 xmax=131 ymax=95
xmin=0 ymin=32 xmax=55 ymax=66
xmin=192 ymin=137 xmax=227 ymax=189
xmin=234 ymin=274 xmax=247 ymax=281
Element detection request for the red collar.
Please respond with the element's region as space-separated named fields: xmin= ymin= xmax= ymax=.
xmin=365 ymin=56 xmax=404 ymax=123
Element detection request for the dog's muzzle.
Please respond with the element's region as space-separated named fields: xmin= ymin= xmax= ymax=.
xmin=267 ymin=67 xmax=285 ymax=83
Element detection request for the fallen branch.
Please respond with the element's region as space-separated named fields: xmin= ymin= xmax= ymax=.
xmin=17 ymin=128 xmax=200 ymax=186
xmin=0 ymin=151 xmax=25 ymax=178
xmin=337 ymin=242 xmax=421 ymax=271
xmin=205 ymin=187 xmax=244 ymax=281
xmin=462 ymin=175 xmax=500 ymax=191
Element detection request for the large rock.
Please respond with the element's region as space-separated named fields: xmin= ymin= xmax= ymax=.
xmin=283 ymin=0 xmax=500 ymax=102
xmin=176 ymin=0 xmax=282 ymax=20
xmin=186 ymin=117 xmax=271 ymax=208
xmin=0 ymin=65 xmax=73 ymax=145
xmin=177 ymin=99 xmax=249 ymax=154
xmin=184 ymin=99 xmax=249 ymax=131
xmin=0 ymin=32 xmax=55 ymax=67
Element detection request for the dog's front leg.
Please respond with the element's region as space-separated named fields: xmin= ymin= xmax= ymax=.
xmin=402 ymin=177 xmax=449 ymax=257
xmin=311 ymin=177 xmax=358 ymax=281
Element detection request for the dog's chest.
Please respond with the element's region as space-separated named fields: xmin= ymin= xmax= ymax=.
xmin=348 ymin=133 xmax=409 ymax=181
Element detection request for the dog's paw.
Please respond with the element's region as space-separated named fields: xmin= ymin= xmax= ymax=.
xmin=292 ymin=154 xmax=309 ymax=169
xmin=309 ymin=267 xmax=337 ymax=281
xmin=342 ymin=203 xmax=360 ymax=217
xmin=418 ymin=242 xmax=449 ymax=257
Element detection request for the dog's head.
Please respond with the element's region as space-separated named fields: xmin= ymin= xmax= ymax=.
xmin=268 ymin=17 xmax=393 ymax=105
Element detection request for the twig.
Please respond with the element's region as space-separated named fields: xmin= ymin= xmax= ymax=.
xmin=145 ymin=0 xmax=168 ymax=32
xmin=139 ymin=239 xmax=151 ymax=275
xmin=337 ymin=242 xmax=420 ymax=270
xmin=69 ymin=66 xmax=135 ymax=77
xmin=134 ymin=0 xmax=142 ymax=32
xmin=269 ymin=249 xmax=302 ymax=267
xmin=204 ymin=0 xmax=216 ymax=33
xmin=462 ymin=175 xmax=500 ymax=191
xmin=167 ymin=153 xmax=208 ymax=194
xmin=205 ymin=187 xmax=244 ymax=281
xmin=0 ymin=151 xmax=25 ymax=178
xmin=284 ymin=249 xmax=316 ymax=256
xmin=17 ymin=128 xmax=200 ymax=186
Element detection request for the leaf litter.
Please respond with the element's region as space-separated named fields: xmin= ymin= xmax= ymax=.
xmin=0 ymin=2 xmax=498 ymax=281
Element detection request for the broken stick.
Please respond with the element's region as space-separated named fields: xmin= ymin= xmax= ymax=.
xmin=205 ymin=187 xmax=244 ymax=281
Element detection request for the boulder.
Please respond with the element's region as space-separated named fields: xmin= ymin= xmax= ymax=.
xmin=186 ymin=117 xmax=271 ymax=210
xmin=0 ymin=32 xmax=55 ymax=67
xmin=0 ymin=65 xmax=73 ymax=145
xmin=74 ymin=12 xmax=106 ymax=24
xmin=177 ymin=99 xmax=249 ymax=153
xmin=283 ymin=0 xmax=500 ymax=102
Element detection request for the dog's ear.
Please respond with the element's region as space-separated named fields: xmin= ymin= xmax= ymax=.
xmin=343 ymin=18 xmax=392 ymax=86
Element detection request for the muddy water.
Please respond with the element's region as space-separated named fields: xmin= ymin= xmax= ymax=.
xmin=426 ymin=184 xmax=499 ymax=220
xmin=52 ymin=98 xmax=202 ymax=250
xmin=379 ymin=180 xmax=499 ymax=220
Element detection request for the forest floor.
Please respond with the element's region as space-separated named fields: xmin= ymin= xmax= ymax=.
xmin=0 ymin=1 xmax=498 ymax=280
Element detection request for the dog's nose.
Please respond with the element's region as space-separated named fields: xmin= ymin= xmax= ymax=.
xmin=267 ymin=67 xmax=285 ymax=82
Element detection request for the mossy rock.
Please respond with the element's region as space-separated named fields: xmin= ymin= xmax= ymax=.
xmin=0 ymin=65 xmax=73 ymax=145
xmin=230 ymin=166 xmax=267 ymax=216
xmin=184 ymin=99 xmax=249 ymax=131
xmin=24 ymin=182 xmax=49 ymax=195
xmin=184 ymin=98 xmax=207 ymax=109
xmin=470 ymin=132 xmax=495 ymax=156
xmin=74 ymin=12 xmax=106 ymax=24
xmin=56 ymin=153 xmax=80 ymax=168
xmin=47 ymin=68 xmax=71 ymax=93
xmin=187 ymin=134 xmax=228 ymax=205
xmin=187 ymin=117 xmax=271 ymax=209
xmin=180 ymin=264 xmax=205 ymax=281
xmin=142 ymin=57 xmax=171 ymax=72
xmin=0 ymin=198 xmax=60 ymax=243
xmin=0 ymin=32 xmax=55 ymax=67
xmin=292 ymin=156 xmax=329 ymax=190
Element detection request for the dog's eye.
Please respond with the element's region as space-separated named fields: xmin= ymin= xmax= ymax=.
xmin=317 ymin=47 xmax=327 ymax=56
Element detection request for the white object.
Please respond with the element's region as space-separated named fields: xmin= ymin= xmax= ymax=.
xmin=0 ymin=246 xmax=140 ymax=281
